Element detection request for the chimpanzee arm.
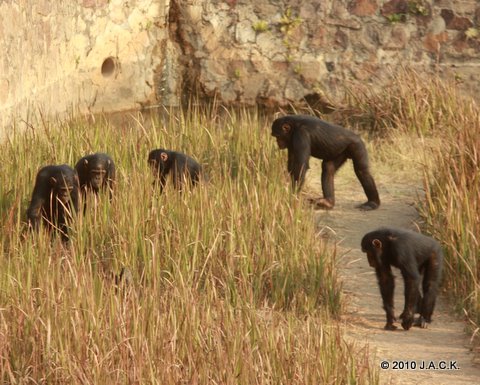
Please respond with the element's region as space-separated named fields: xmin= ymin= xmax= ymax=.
xmin=70 ymin=184 xmax=80 ymax=214
xmin=400 ymin=267 xmax=421 ymax=330
xmin=159 ymin=174 xmax=167 ymax=192
xmin=27 ymin=195 xmax=45 ymax=229
xmin=287 ymin=151 xmax=294 ymax=175
xmin=288 ymin=131 xmax=311 ymax=191
xmin=376 ymin=265 xmax=396 ymax=330
xmin=26 ymin=176 xmax=49 ymax=229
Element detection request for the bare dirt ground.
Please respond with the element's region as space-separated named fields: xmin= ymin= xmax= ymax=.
xmin=307 ymin=160 xmax=480 ymax=385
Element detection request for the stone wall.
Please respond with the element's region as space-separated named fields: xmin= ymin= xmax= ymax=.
xmin=162 ymin=0 xmax=480 ymax=109
xmin=0 ymin=0 xmax=166 ymax=131
xmin=1 ymin=0 xmax=480 ymax=131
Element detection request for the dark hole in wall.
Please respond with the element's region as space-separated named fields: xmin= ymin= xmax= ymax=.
xmin=101 ymin=57 xmax=117 ymax=77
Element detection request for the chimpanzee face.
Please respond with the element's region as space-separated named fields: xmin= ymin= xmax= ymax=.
xmin=275 ymin=137 xmax=288 ymax=149
xmin=89 ymin=167 xmax=107 ymax=189
xmin=361 ymin=238 xmax=383 ymax=268
xmin=50 ymin=176 xmax=74 ymax=204
xmin=57 ymin=186 xmax=73 ymax=203
xmin=363 ymin=249 xmax=378 ymax=268
xmin=147 ymin=155 xmax=157 ymax=169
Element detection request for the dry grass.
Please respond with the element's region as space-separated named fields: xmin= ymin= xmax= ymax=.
xmin=0 ymin=106 xmax=377 ymax=383
xmin=420 ymin=98 xmax=480 ymax=334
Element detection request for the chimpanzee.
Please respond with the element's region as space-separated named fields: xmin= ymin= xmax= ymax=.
xmin=271 ymin=115 xmax=380 ymax=210
xmin=148 ymin=149 xmax=201 ymax=191
xmin=26 ymin=165 xmax=80 ymax=242
xmin=75 ymin=153 xmax=115 ymax=198
xmin=361 ymin=227 xmax=443 ymax=331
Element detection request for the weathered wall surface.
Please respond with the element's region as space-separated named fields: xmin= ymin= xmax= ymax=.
xmin=0 ymin=0 xmax=166 ymax=131
xmin=1 ymin=0 xmax=480 ymax=131
xmin=163 ymin=0 xmax=480 ymax=108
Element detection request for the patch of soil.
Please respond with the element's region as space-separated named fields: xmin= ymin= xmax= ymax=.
xmin=308 ymin=163 xmax=480 ymax=384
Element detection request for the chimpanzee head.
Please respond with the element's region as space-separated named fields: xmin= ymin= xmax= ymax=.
xmin=271 ymin=116 xmax=293 ymax=150
xmin=361 ymin=234 xmax=384 ymax=268
xmin=82 ymin=158 xmax=108 ymax=189
xmin=148 ymin=149 xmax=171 ymax=175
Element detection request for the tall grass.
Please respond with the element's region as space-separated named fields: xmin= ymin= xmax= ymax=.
xmin=336 ymin=68 xmax=463 ymax=136
xmin=420 ymin=99 xmax=480 ymax=332
xmin=0 ymin=106 xmax=376 ymax=383
xmin=339 ymin=69 xmax=480 ymax=334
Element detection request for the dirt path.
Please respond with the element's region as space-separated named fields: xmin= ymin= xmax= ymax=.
xmin=310 ymin=164 xmax=480 ymax=384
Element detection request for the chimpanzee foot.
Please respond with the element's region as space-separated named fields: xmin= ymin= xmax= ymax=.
xmin=308 ymin=197 xmax=334 ymax=210
xmin=414 ymin=316 xmax=429 ymax=328
xmin=384 ymin=323 xmax=398 ymax=331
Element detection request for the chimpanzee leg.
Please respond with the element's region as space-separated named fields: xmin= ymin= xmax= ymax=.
xmin=416 ymin=293 xmax=424 ymax=314
xmin=417 ymin=261 xmax=441 ymax=328
xmin=315 ymin=156 xmax=346 ymax=209
xmin=320 ymin=160 xmax=335 ymax=207
xmin=350 ymin=142 xmax=380 ymax=210
xmin=377 ymin=267 xmax=397 ymax=330
xmin=400 ymin=282 xmax=423 ymax=319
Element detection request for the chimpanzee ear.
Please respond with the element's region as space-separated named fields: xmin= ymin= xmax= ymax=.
xmin=107 ymin=159 xmax=111 ymax=166
xmin=372 ymin=239 xmax=382 ymax=249
xmin=282 ymin=123 xmax=291 ymax=133
xmin=83 ymin=159 xmax=89 ymax=168
xmin=49 ymin=177 xmax=57 ymax=186
xmin=160 ymin=152 xmax=169 ymax=162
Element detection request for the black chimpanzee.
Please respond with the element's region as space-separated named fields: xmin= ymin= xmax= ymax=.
xmin=361 ymin=227 xmax=443 ymax=331
xmin=271 ymin=115 xmax=380 ymax=210
xmin=75 ymin=153 xmax=115 ymax=198
xmin=26 ymin=165 xmax=80 ymax=242
xmin=148 ymin=149 xmax=202 ymax=191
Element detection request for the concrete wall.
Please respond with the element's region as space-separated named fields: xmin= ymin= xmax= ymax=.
xmin=1 ymin=0 xmax=480 ymax=131
xmin=0 ymin=0 xmax=167 ymax=131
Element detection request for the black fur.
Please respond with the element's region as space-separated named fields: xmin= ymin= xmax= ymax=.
xmin=148 ymin=149 xmax=201 ymax=191
xmin=272 ymin=115 xmax=380 ymax=210
xmin=27 ymin=165 xmax=80 ymax=242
